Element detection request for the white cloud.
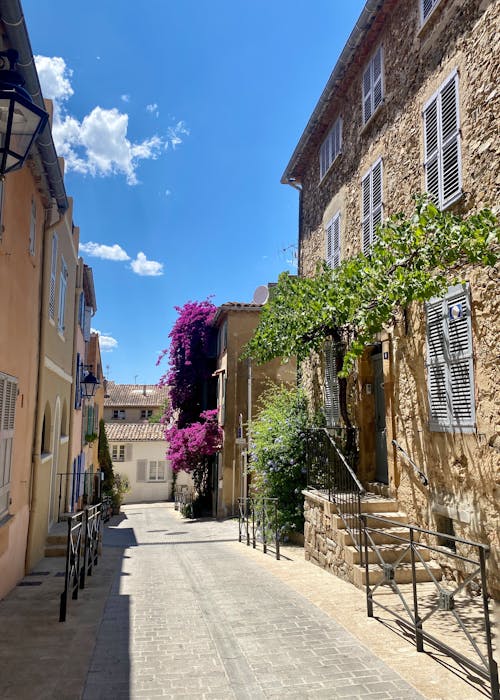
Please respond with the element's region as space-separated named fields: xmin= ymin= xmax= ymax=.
xmin=130 ymin=252 xmax=164 ymax=277
xmin=167 ymin=120 xmax=189 ymax=149
xmin=146 ymin=102 xmax=159 ymax=118
xmin=79 ymin=241 xmax=130 ymax=261
xmin=91 ymin=329 xmax=118 ymax=352
xmin=35 ymin=55 xmax=189 ymax=185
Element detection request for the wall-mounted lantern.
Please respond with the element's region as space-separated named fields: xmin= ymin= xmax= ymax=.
xmin=0 ymin=49 xmax=48 ymax=176
xmin=81 ymin=366 xmax=99 ymax=400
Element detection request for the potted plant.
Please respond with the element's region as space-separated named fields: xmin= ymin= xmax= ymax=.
xmin=111 ymin=472 xmax=131 ymax=514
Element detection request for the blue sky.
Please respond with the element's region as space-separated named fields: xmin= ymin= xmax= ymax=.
xmin=23 ymin=0 xmax=365 ymax=384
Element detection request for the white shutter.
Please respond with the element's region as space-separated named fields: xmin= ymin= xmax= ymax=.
xmin=326 ymin=213 xmax=341 ymax=269
xmin=58 ymin=258 xmax=68 ymax=332
xmin=371 ymin=160 xmax=383 ymax=240
xmin=319 ymin=117 xmax=342 ymax=180
xmin=136 ymin=459 xmax=147 ymax=482
xmin=49 ymin=234 xmax=58 ymax=319
xmin=372 ymin=46 xmax=383 ymax=113
xmin=362 ymin=64 xmax=372 ymax=124
xmin=424 ymin=97 xmax=439 ymax=203
xmin=362 ymin=172 xmax=372 ymax=253
xmin=426 ymin=299 xmax=448 ymax=428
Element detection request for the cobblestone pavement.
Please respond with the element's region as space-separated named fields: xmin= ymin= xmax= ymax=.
xmin=82 ymin=504 xmax=424 ymax=699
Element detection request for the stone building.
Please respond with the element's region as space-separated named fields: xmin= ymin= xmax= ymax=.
xmin=213 ymin=300 xmax=296 ymax=517
xmin=282 ymin=0 xmax=499 ymax=595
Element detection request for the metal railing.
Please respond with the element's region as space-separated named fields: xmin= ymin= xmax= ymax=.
xmin=174 ymin=489 xmax=194 ymax=517
xmin=306 ymin=427 xmax=365 ymax=560
xmin=237 ymin=497 xmax=280 ymax=560
xmin=361 ymin=514 xmax=499 ymax=699
xmin=56 ymin=471 xmax=101 ymax=522
xmin=59 ymin=503 xmax=102 ymax=622
xmin=392 ymin=440 xmax=429 ymax=486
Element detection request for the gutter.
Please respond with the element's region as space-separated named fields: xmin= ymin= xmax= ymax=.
xmin=0 ymin=0 xmax=68 ymax=212
xmin=281 ymin=0 xmax=387 ymax=185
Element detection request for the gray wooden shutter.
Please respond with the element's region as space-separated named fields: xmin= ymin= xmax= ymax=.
xmin=426 ymin=298 xmax=448 ymax=429
xmin=372 ymin=46 xmax=383 ymax=113
xmin=136 ymin=459 xmax=147 ymax=482
xmin=0 ymin=373 xmax=17 ymax=515
xmin=326 ymin=213 xmax=341 ymax=269
xmin=446 ymin=286 xmax=474 ymax=429
xmin=84 ymin=306 xmax=92 ymax=341
xmin=362 ymin=63 xmax=372 ymax=124
xmin=324 ymin=341 xmax=340 ymax=427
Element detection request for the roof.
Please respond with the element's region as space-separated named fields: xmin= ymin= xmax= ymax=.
xmin=213 ymin=302 xmax=261 ymax=324
xmin=104 ymin=382 xmax=168 ymax=407
xmin=281 ymin=0 xmax=392 ymax=183
xmin=105 ymin=422 xmax=166 ymax=442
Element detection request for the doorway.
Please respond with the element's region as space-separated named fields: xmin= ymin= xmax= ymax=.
xmin=372 ymin=352 xmax=388 ymax=484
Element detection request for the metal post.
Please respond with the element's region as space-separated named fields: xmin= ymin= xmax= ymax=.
xmin=80 ymin=507 xmax=88 ymax=590
xmin=410 ymin=527 xmax=423 ymax=652
xmin=57 ymin=475 xmax=63 ymax=522
xmin=59 ymin=516 xmax=72 ymax=622
xmin=252 ymin=499 xmax=256 ymax=549
xmin=362 ymin=515 xmax=373 ymax=617
xmin=275 ymin=499 xmax=280 ymax=560
xmin=238 ymin=499 xmax=242 ymax=543
xmin=262 ymin=500 xmax=267 ymax=554
xmin=479 ymin=547 xmax=500 ymax=700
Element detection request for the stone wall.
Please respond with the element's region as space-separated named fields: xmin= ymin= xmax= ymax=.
xmin=295 ymin=0 xmax=500 ymax=597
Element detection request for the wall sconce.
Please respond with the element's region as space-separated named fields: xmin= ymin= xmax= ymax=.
xmin=81 ymin=366 xmax=99 ymax=399
xmin=0 ymin=49 xmax=48 ymax=176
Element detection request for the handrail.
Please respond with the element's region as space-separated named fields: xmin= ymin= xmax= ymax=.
xmin=392 ymin=440 xmax=428 ymax=486
xmin=322 ymin=428 xmax=364 ymax=493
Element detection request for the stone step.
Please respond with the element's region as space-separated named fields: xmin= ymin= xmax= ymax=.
xmin=366 ymin=482 xmax=391 ymax=498
xmin=331 ymin=511 xmax=408 ymax=530
xmin=338 ymin=526 xmax=412 ymax=547
xmin=44 ymin=544 xmax=66 ymax=557
xmin=359 ymin=496 xmax=399 ymax=513
xmin=352 ymin=560 xmax=442 ymax=587
xmin=46 ymin=533 xmax=67 ymax=545
xmin=344 ymin=543 xmax=431 ymax=565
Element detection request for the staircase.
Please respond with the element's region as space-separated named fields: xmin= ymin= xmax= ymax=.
xmin=44 ymin=521 xmax=68 ymax=557
xmin=331 ymin=491 xmax=441 ymax=588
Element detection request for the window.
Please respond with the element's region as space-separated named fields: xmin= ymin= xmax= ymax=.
xmin=75 ymin=353 xmax=81 ymax=410
xmin=325 ymin=212 xmax=341 ymax=269
xmin=319 ymin=117 xmax=342 ymax=180
xmin=29 ymin=197 xmax=36 ymax=256
xmin=421 ymin=0 xmax=441 ymax=24
xmin=362 ymin=45 xmax=383 ymax=125
xmin=324 ymin=341 xmax=340 ymax=427
xmin=83 ymin=305 xmax=92 ymax=342
xmin=140 ymin=409 xmax=153 ymax=419
xmin=423 ymin=71 xmax=461 ymax=209
xmin=57 ymin=257 xmax=68 ymax=333
xmin=217 ymin=320 xmax=228 ymax=356
xmin=0 ymin=372 xmax=17 ymax=517
xmin=137 ymin=459 xmax=166 ymax=482
xmin=112 ymin=444 xmax=126 ymax=462
xmin=113 ymin=409 xmax=126 ymax=420
xmin=361 ymin=159 xmax=383 ymax=252
xmin=426 ymin=284 xmax=475 ymax=432
xmin=49 ymin=234 xmax=58 ymax=320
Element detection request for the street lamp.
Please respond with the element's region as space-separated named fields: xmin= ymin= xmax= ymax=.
xmin=0 ymin=49 xmax=48 ymax=176
xmin=81 ymin=367 xmax=99 ymax=400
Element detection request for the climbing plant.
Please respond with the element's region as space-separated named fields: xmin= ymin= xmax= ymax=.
xmin=245 ymin=197 xmax=499 ymax=375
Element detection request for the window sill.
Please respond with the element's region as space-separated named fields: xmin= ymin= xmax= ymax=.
xmin=319 ymin=153 xmax=342 ymax=186
xmin=429 ymin=424 xmax=475 ymax=434
xmin=417 ymin=0 xmax=447 ymax=39
xmin=360 ymin=101 xmax=385 ymax=136
xmin=0 ymin=512 xmax=13 ymax=529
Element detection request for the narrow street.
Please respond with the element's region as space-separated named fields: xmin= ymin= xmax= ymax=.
xmin=0 ymin=503 xmax=491 ymax=699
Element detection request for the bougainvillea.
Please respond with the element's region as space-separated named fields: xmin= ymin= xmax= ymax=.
xmin=157 ymin=299 xmax=217 ymax=427
xmin=166 ymin=410 xmax=222 ymax=493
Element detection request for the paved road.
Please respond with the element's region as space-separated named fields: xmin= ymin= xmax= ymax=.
xmin=83 ymin=503 xmax=423 ymax=699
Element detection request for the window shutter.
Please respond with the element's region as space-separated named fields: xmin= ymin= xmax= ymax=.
xmin=326 ymin=213 xmax=341 ymax=269
xmin=423 ymin=98 xmax=439 ymax=203
xmin=125 ymin=444 xmax=133 ymax=461
xmin=75 ymin=353 xmax=81 ymax=409
xmin=440 ymin=74 xmax=460 ymax=206
xmin=446 ymin=287 xmax=474 ymax=429
xmin=49 ymin=234 xmax=58 ymax=319
xmin=324 ymin=341 xmax=340 ymax=427
xmin=363 ymin=64 xmax=372 ymax=124
xmin=157 ymin=461 xmax=166 ymax=481
xmin=422 ymin=0 xmax=440 ymax=22
xmin=362 ymin=172 xmax=371 ymax=253
xmin=58 ymin=258 xmax=68 ymax=332
xmin=371 ymin=160 xmax=383 ymax=240
xmin=372 ymin=46 xmax=383 ymax=112
xmin=426 ymin=299 xmax=448 ymax=429
xmin=137 ymin=459 xmax=147 ymax=482
xmin=84 ymin=306 xmax=92 ymax=342
xmin=0 ymin=373 xmax=17 ymax=516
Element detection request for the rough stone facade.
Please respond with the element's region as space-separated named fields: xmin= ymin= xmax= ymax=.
xmin=286 ymin=0 xmax=500 ymax=596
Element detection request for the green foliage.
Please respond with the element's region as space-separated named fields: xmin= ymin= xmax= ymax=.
xmin=250 ymin=385 xmax=310 ymax=535
xmin=111 ymin=472 xmax=131 ymax=511
xmin=97 ymin=418 xmax=114 ymax=494
xmin=245 ymin=197 xmax=499 ymax=375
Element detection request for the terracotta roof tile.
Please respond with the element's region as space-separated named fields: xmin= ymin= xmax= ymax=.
xmin=105 ymin=422 xmax=166 ymax=442
xmin=104 ymin=382 xmax=168 ymax=407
